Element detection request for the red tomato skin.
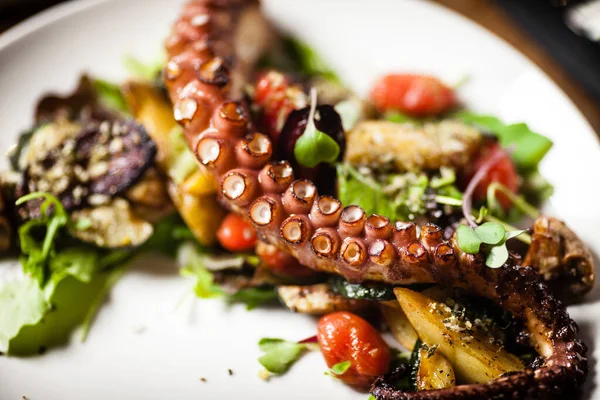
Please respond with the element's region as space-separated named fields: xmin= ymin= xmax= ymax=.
xmin=471 ymin=142 xmax=519 ymax=210
xmin=370 ymin=74 xmax=456 ymax=117
xmin=254 ymin=71 xmax=306 ymax=140
xmin=216 ymin=213 xmax=257 ymax=252
xmin=255 ymin=242 xmax=317 ymax=278
xmin=317 ymin=312 xmax=391 ymax=390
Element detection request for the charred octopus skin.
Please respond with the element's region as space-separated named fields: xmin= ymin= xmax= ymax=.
xmin=165 ymin=1 xmax=588 ymax=398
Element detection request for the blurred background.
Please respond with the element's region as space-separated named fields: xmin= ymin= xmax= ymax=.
xmin=2 ymin=0 xmax=599 ymax=134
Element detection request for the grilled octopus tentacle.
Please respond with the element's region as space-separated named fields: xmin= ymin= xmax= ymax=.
xmin=165 ymin=1 xmax=587 ymax=398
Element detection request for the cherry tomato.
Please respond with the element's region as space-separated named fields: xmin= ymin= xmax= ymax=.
xmin=255 ymin=242 xmax=317 ymax=278
xmin=317 ymin=312 xmax=391 ymax=390
xmin=216 ymin=213 xmax=257 ymax=252
xmin=254 ymin=71 xmax=306 ymax=140
xmin=370 ymin=74 xmax=456 ymax=117
xmin=470 ymin=142 xmax=519 ymax=210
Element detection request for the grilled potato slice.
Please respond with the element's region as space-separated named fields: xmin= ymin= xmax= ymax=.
xmin=345 ymin=120 xmax=481 ymax=171
xmin=380 ymin=301 xmax=418 ymax=351
xmin=416 ymin=343 xmax=456 ymax=391
xmin=394 ymin=287 xmax=523 ymax=384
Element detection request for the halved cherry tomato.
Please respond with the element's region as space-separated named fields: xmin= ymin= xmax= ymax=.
xmin=254 ymin=70 xmax=306 ymax=140
xmin=216 ymin=213 xmax=257 ymax=252
xmin=370 ymin=73 xmax=456 ymax=117
xmin=470 ymin=142 xmax=519 ymax=210
xmin=317 ymin=311 xmax=391 ymax=390
xmin=256 ymin=241 xmax=317 ymax=278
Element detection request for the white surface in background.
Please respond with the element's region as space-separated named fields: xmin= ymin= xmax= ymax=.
xmin=0 ymin=0 xmax=599 ymax=399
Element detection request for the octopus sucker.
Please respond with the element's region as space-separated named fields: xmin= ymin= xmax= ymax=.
xmin=165 ymin=1 xmax=588 ymax=398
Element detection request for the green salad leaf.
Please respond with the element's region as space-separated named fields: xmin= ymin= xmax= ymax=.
xmin=258 ymin=338 xmax=309 ymax=374
xmin=456 ymin=222 xmax=527 ymax=268
xmin=453 ymin=111 xmax=553 ymax=168
xmin=93 ymin=79 xmax=130 ymax=113
xmin=294 ymin=89 xmax=341 ymax=168
xmin=282 ymin=36 xmax=340 ymax=83
xmin=0 ymin=193 xmax=134 ymax=354
xmin=228 ymin=287 xmax=278 ymax=310
xmin=329 ymin=360 xmax=351 ymax=375
xmin=124 ymin=54 xmax=165 ymax=81
xmin=179 ymin=243 xmax=224 ymax=299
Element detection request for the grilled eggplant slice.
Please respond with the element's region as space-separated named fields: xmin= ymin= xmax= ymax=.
xmin=18 ymin=119 xmax=156 ymax=219
xmin=394 ymin=287 xmax=523 ymax=384
xmin=278 ymin=284 xmax=371 ymax=314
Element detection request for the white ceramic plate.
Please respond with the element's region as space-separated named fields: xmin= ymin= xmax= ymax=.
xmin=1 ymin=0 xmax=599 ymax=399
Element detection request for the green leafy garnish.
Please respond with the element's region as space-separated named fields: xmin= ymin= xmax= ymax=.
xmin=16 ymin=192 xmax=69 ymax=286
xmin=93 ymin=79 xmax=129 ymax=113
xmin=329 ymin=360 xmax=351 ymax=375
xmin=334 ymin=99 xmax=362 ymax=131
xmin=124 ymin=54 xmax=165 ymax=81
xmin=456 ymin=222 xmax=526 ymax=268
xmin=486 ymin=182 xmax=540 ymax=220
xmin=258 ymin=338 xmax=309 ymax=374
xmin=228 ymin=287 xmax=277 ymax=310
xmin=336 ymin=164 xmax=462 ymax=222
xmin=294 ymin=89 xmax=341 ymax=168
xmin=179 ymin=243 xmax=224 ymax=299
xmin=282 ymin=36 xmax=340 ymax=83
xmin=385 ymin=111 xmax=422 ymax=125
xmin=453 ymin=111 xmax=552 ymax=168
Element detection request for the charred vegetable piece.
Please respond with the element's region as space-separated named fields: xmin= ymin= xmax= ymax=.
xmin=415 ymin=343 xmax=456 ymax=391
xmin=69 ymin=199 xmax=153 ymax=248
xmin=330 ymin=276 xmax=396 ymax=301
xmin=524 ymin=216 xmax=595 ymax=303
xmin=277 ymin=284 xmax=371 ymax=315
xmin=18 ymin=120 xmax=156 ymax=218
xmin=344 ymin=120 xmax=481 ymax=172
xmin=394 ymin=287 xmax=524 ymax=383
xmin=380 ymin=302 xmax=418 ymax=351
xmin=35 ymin=75 xmax=120 ymax=124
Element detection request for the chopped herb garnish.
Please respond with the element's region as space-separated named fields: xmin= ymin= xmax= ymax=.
xmin=294 ymin=89 xmax=341 ymax=168
xmin=258 ymin=338 xmax=311 ymax=374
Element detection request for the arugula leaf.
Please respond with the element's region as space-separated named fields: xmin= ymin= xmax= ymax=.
xmin=93 ymin=79 xmax=130 ymax=113
xmin=124 ymin=54 xmax=165 ymax=81
xmin=258 ymin=338 xmax=308 ymax=374
xmin=329 ymin=360 xmax=351 ymax=375
xmin=16 ymin=192 xmax=69 ymax=286
xmin=453 ymin=111 xmax=552 ymax=168
xmin=294 ymin=89 xmax=341 ymax=168
xmin=228 ymin=287 xmax=277 ymax=310
xmin=282 ymin=36 xmax=340 ymax=83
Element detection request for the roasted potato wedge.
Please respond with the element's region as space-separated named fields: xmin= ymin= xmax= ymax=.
xmin=123 ymin=82 xmax=224 ymax=246
xmin=380 ymin=301 xmax=418 ymax=351
xmin=416 ymin=343 xmax=456 ymax=391
xmin=345 ymin=120 xmax=481 ymax=171
xmin=394 ymin=288 xmax=524 ymax=384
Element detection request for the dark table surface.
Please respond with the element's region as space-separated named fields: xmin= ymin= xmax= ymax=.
xmin=2 ymin=0 xmax=600 ymax=136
